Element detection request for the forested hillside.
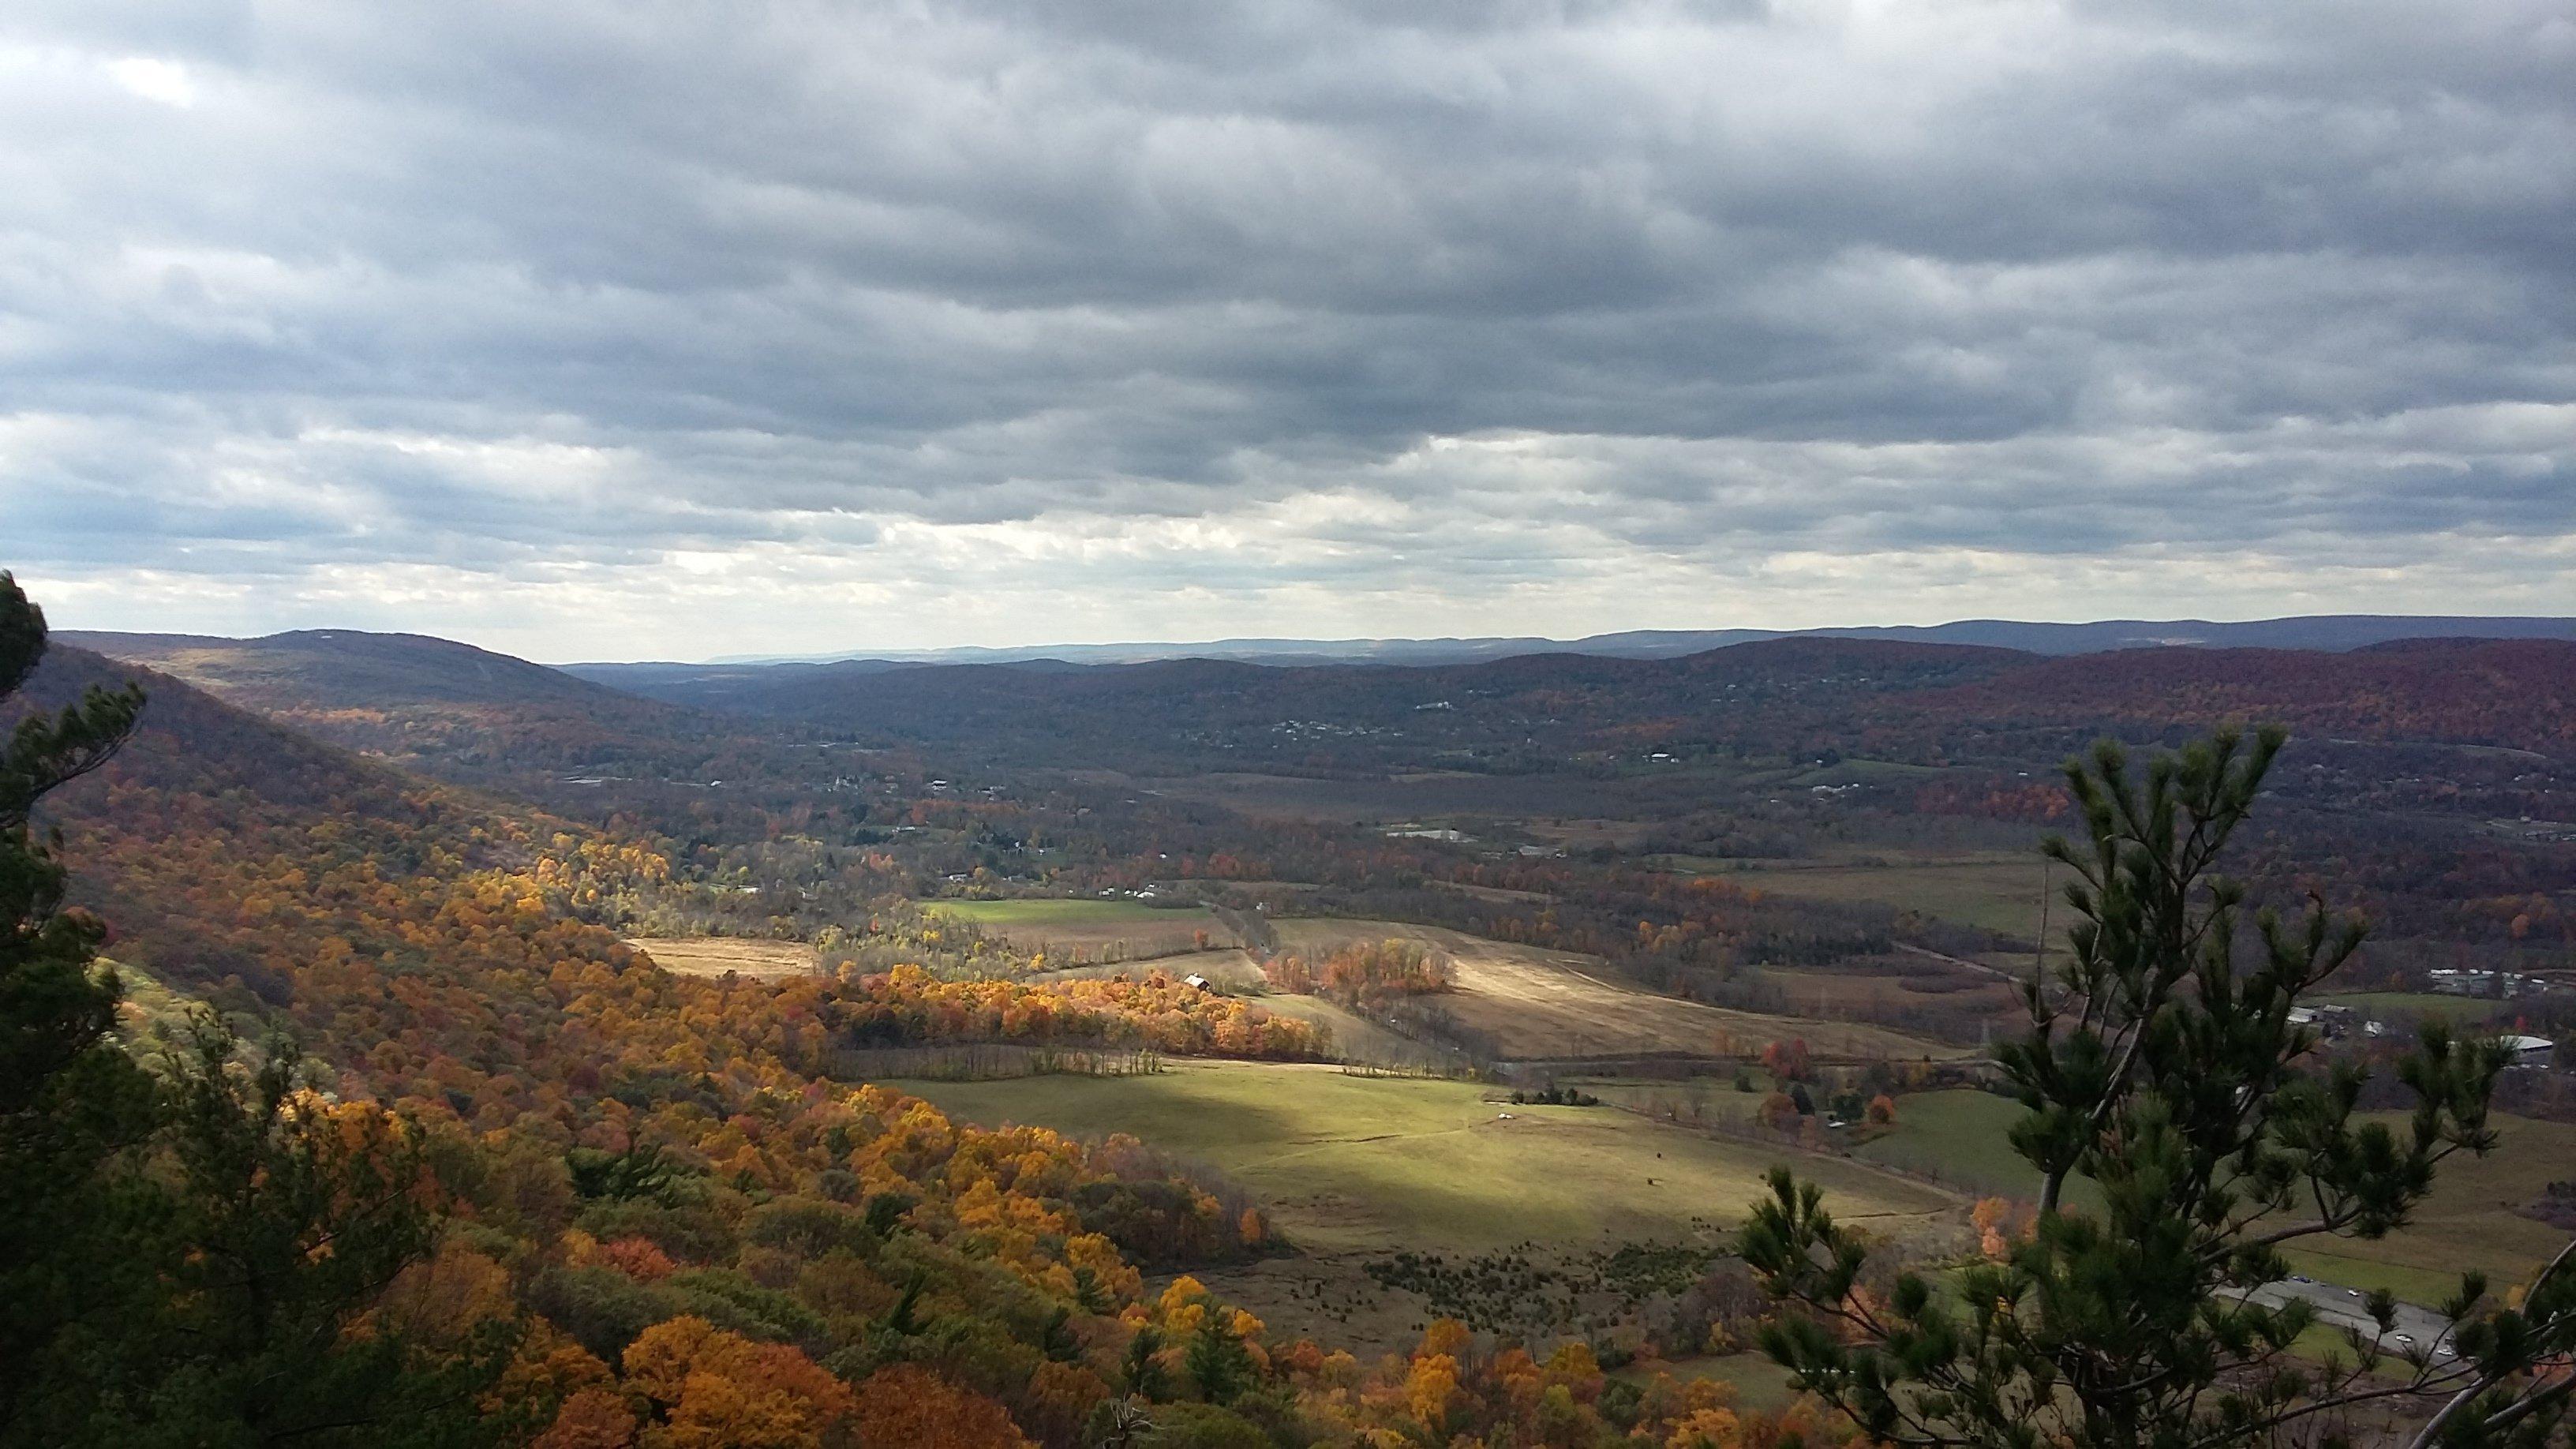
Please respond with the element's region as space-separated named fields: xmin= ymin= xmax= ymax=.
xmin=578 ymin=634 xmax=2576 ymax=774
xmin=1889 ymin=637 xmax=2576 ymax=754
xmin=28 ymin=607 xmax=2576 ymax=1447
xmin=61 ymin=627 xmax=791 ymax=781
xmin=19 ymin=622 xmax=1783 ymax=1447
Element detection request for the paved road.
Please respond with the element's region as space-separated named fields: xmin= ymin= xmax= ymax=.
xmin=2241 ymin=1278 xmax=2459 ymax=1361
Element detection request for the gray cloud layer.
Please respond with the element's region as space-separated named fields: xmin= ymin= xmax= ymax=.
xmin=4 ymin=0 xmax=2572 ymax=657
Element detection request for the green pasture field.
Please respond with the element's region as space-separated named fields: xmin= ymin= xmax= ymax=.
xmin=2278 ymin=1111 xmax=2576 ymax=1305
xmin=900 ymin=1060 xmax=1956 ymax=1357
xmin=897 ymin=1060 xmax=1953 ymax=1257
xmin=1852 ymin=1088 xmax=2072 ymax=1204
xmin=2312 ymin=991 xmax=2512 ymax=1024
xmin=1864 ymin=1090 xmax=2573 ymax=1309
xmin=1664 ymin=856 xmax=2054 ymax=942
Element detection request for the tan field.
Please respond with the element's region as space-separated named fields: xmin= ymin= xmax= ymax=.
xmin=626 ymin=936 xmax=822 ymax=979
xmin=927 ymin=897 xmax=1232 ymax=960
xmin=1271 ymin=919 xmax=1965 ymax=1062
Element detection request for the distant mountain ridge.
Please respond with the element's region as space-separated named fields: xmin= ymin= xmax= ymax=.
xmin=55 ymin=626 xmax=779 ymax=782
xmin=54 ymin=622 xmax=2576 ymax=786
xmin=652 ymin=614 xmax=2576 ymax=673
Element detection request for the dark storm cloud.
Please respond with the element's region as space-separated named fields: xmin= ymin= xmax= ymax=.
xmin=2 ymin=0 xmax=2571 ymax=655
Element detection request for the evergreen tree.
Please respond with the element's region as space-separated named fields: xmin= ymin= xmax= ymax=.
xmin=121 ymin=1020 xmax=501 ymax=1447
xmin=0 ymin=577 xmax=494 ymax=1446
xmin=0 ymin=572 xmax=150 ymax=1438
xmin=1743 ymin=726 xmax=2576 ymax=1449
xmin=1184 ymin=1312 xmax=1254 ymax=1405
xmin=1122 ymin=1323 xmax=1173 ymax=1402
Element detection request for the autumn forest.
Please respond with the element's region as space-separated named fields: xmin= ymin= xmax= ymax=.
xmin=9 ymin=581 xmax=2576 ymax=1449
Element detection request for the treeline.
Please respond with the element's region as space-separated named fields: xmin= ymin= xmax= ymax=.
xmin=1260 ymin=936 xmax=1454 ymax=1008
xmin=827 ymin=965 xmax=1328 ymax=1061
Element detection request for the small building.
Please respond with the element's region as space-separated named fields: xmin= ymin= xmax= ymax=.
xmin=2289 ymin=1004 xmax=2359 ymax=1039
xmin=1182 ymin=975 xmax=1212 ymax=992
xmin=2500 ymin=1035 xmax=2556 ymax=1069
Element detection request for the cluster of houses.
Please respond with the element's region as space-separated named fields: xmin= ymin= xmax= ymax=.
xmin=2289 ymin=1002 xmax=2558 ymax=1069
xmin=2286 ymin=1004 xmax=2384 ymax=1039
xmin=2427 ymin=967 xmax=2552 ymax=998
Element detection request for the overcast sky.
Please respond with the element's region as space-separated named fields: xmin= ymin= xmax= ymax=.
xmin=5 ymin=1 xmax=2572 ymax=661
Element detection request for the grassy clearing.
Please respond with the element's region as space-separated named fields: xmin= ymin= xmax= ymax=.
xmin=1866 ymin=1090 xmax=2574 ymax=1309
xmin=900 ymin=1060 xmax=1953 ymax=1256
xmin=1677 ymin=857 xmax=2053 ymax=941
xmin=1571 ymin=1078 xmax=1773 ymax=1129
xmin=2279 ymin=1111 xmax=2576 ymax=1305
xmin=1853 ymin=1089 xmax=2068 ymax=1204
xmin=902 ymin=1060 xmax=1956 ymax=1356
xmin=2313 ymin=991 xmax=2511 ymax=1024
xmin=626 ymin=936 xmax=820 ymax=979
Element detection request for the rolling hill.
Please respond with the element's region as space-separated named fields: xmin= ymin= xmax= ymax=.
xmin=642 ymin=612 xmax=2576 ymax=669
xmin=586 ymin=636 xmax=2032 ymax=769
xmin=57 ymin=627 xmax=779 ymax=782
xmin=1896 ymin=638 xmax=2576 ymax=754
xmin=568 ymin=631 xmax=2576 ymax=773
xmin=9 ymin=645 xmax=666 ymax=1122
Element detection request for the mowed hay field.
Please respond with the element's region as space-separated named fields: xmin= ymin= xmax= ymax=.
xmin=927 ymin=897 xmax=1233 ymax=959
xmin=1271 ymin=918 xmax=1964 ymax=1062
xmin=1750 ymin=946 xmax=2020 ymax=1027
xmin=902 ymin=1060 xmax=1956 ymax=1353
xmin=626 ymin=936 xmax=821 ymax=980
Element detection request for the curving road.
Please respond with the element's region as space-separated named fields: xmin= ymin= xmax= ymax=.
xmin=2241 ymin=1277 xmax=2459 ymax=1361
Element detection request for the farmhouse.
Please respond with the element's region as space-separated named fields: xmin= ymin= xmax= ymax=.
xmin=1182 ymin=974 xmax=1212 ymax=991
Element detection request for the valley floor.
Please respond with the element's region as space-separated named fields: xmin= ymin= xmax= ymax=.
xmin=899 ymin=1058 xmax=1956 ymax=1355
